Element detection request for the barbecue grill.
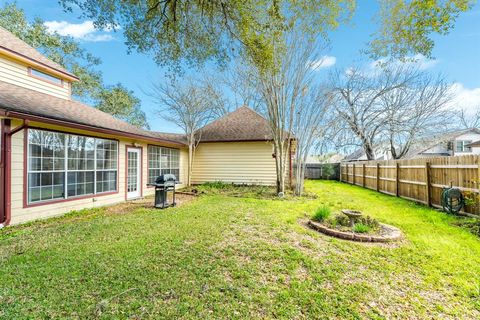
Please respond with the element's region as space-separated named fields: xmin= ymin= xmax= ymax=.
xmin=149 ymin=174 xmax=177 ymax=209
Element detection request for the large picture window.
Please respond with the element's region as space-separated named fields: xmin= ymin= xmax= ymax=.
xmin=148 ymin=146 xmax=180 ymax=184
xmin=27 ymin=129 xmax=118 ymax=204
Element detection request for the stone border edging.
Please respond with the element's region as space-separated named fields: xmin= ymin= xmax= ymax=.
xmin=307 ymin=220 xmax=402 ymax=243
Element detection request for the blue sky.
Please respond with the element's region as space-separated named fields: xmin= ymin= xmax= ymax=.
xmin=7 ymin=0 xmax=480 ymax=132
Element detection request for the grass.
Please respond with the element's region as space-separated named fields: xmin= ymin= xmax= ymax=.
xmin=1 ymin=180 xmax=480 ymax=318
xmin=312 ymin=205 xmax=331 ymax=222
xmin=352 ymin=223 xmax=371 ymax=233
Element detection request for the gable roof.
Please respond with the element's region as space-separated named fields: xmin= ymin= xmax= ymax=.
xmin=404 ymin=128 xmax=480 ymax=158
xmin=0 ymin=26 xmax=78 ymax=81
xmin=198 ymin=106 xmax=273 ymax=142
xmin=344 ymin=128 xmax=480 ymax=161
xmin=0 ymin=80 xmax=185 ymax=146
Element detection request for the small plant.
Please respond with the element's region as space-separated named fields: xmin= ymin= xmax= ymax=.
xmin=353 ymin=223 xmax=371 ymax=233
xmin=202 ymin=181 xmax=231 ymax=189
xmin=334 ymin=214 xmax=350 ymax=227
xmin=358 ymin=216 xmax=379 ymax=229
xmin=312 ymin=206 xmax=331 ymax=222
xmin=456 ymin=218 xmax=480 ymax=237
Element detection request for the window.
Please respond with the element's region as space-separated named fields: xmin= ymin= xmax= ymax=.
xmin=148 ymin=146 xmax=180 ymax=184
xmin=455 ymin=140 xmax=472 ymax=153
xmin=27 ymin=129 xmax=118 ymax=204
xmin=29 ymin=68 xmax=63 ymax=86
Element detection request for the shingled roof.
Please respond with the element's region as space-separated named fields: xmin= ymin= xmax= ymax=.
xmin=198 ymin=106 xmax=273 ymax=142
xmin=0 ymin=80 xmax=186 ymax=146
xmin=0 ymin=26 xmax=77 ymax=80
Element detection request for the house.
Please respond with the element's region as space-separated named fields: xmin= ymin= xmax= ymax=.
xmin=0 ymin=27 xmax=286 ymax=226
xmin=343 ymin=128 xmax=480 ymax=162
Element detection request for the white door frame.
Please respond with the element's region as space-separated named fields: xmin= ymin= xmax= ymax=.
xmin=126 ymin=147 xmax=142 ymax=200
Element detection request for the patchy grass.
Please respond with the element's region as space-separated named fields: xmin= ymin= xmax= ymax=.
xmin=185 ymin=182 xmax=318 ymax=200
xmin=0 ymin=181 xmax=479 ymax=318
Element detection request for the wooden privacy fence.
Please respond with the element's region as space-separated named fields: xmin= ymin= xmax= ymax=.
xmin=304 ymin=163 xmax=340 ymax=180
xmin=340 ymin=155 xmax=480 ymax=216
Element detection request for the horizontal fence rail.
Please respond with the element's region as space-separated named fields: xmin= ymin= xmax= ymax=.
xmin=303 ymin=163 xmax=340 ymax=180
xmin=340 ymin=155 xmax=480 ymax=216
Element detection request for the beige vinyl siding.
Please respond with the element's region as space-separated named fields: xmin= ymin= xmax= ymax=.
xmin=0 ymin=55 xmax=70 ymax=100
xmin=9 ymin=120 xmax=187 ymax=225
xmin=191 ymin=141 xmax=280 ymax=185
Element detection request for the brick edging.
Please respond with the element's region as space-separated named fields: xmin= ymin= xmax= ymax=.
xmin=307 ymin=220 xmax=402 ymax=243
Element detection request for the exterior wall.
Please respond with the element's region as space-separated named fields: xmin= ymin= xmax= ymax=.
xmin=453 ymin=133 xmax=480 ymax=155
xmin=0 ymin=55 xmax=71 ymax=100
xmin=8 ymin=120 xmax=187 ymax=225
xmin=191 ymin=141 xmax=278 ymax=185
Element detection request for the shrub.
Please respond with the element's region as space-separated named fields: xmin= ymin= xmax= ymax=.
xmin=358 ymin=216 xmax=379 ymax=229
xmin=353 ymin=223 xmax=371 ymax=233
xmin=456 ymin=219 xmax=480 ymax=237
xmin=334 ymin=214 xmax=350 ymax=227
xmin=312 ymin=206 xmax=331 ymax=222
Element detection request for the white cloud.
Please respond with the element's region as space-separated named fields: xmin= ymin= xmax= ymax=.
xmin=310 ymin=56 xmax=336 ymax=70
xmin=449 ymin=83 xmax=480 ymax=114
xmin=44 ymin=20 xmax=116 ymax=42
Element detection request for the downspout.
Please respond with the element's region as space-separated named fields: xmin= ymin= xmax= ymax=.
xmin=0 ymin=119 xmax=28 ymax=228
xmin=0 ymin=119 xmax=11 ymax=228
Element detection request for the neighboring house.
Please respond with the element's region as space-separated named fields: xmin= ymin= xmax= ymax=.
xmin=0 ymin=27 xmax=284 ymax=226
xmin=343 ymin=128 xmax=480 ymax=162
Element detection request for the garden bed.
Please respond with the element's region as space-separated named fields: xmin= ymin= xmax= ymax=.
xmin=307 ymin=220 xmax=402 ymax=242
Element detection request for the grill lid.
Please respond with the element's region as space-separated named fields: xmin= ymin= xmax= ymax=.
xmin=155 ymin=174 xmax=176 ymax=184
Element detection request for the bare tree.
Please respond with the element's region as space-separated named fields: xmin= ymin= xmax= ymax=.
xmin=381 ymin=73 xmax=452 ymax=159
xmin=330 ymin=63 xmax=420 ymax=160
xmin=249 ymin=32 xmax=325 ymax=195
xmin=150 ymin=78 xmax=221 ymax=186
xmin=457 ymin=107 xmax=480 ymax=129
xmin=221 ymin=61 xmax=264 ymax=112
xmin=293 ymin=87 xmax=333 ymax=195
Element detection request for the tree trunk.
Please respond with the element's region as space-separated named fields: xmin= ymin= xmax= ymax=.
xmin=187 ymin=142 xmax=193 ymax=187
xmin=365 ymin=143 xmax=375 ymax=160
xmin=273 ymin=140 xmax=285 ymax=195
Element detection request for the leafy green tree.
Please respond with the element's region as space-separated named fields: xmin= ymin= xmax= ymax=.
xmin=95 ymin=84 xmax=150 ymax=130
xmin=371 ymin=0 xmax=473 ymax=58
xmin=0 ymin=2 xmax=102 ymax=100
xmin=60 ymin=0 xmax=473 ymax=70
xmin=0 ymin=2 xmax=149 ymax=129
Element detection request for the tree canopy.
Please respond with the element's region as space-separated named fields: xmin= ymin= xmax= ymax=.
xmin=59 ymin=0 xmax=473 ymax=72
xmin=0 ymin=2 xmax=150 ymax=129
xmin=95 ymin=84 xmax=150 ymax=129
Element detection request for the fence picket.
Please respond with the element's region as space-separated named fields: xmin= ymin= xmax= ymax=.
xmin=340 ymin=155 xmax=480 ymax=216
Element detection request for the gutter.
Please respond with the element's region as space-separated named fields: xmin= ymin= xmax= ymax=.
xmin=0 ymin=46 xmax=79 ymax=82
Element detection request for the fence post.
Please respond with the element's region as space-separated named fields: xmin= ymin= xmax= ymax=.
xmin=395 ymin=162 xmax=400 ymax=197
xmin=425 ymin=161 xmax=431 ymax=207
xmin=352 ymin=163 xmax=356 ymax=185
xmin=376 ymin=163 xmax=380 ymax=192
xmin=362 ymin=163 xmax=366 ymax=187
xmin=339 ymin=164 xmax=342 ymax=182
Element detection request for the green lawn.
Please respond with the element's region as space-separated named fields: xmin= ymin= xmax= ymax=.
xmin=1 ymin=181 xmax=480 ymax=319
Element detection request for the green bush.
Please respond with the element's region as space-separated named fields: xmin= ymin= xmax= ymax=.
xmin=353 ymin=223 xmax=371 ymax=233
xmin=312 ymin=206 xmax=331 ymax=222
